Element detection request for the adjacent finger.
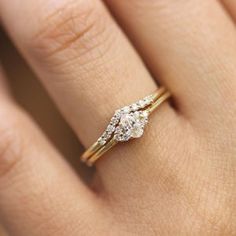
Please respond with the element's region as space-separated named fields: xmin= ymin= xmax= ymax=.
xmin=0 ymin=69 xmax=99 ymax=236
xmin=105 ymin=0 xmax=236 ymax=122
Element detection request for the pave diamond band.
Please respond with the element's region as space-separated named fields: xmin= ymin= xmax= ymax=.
xmin=81 ymin=87 xmax=171 ymax=166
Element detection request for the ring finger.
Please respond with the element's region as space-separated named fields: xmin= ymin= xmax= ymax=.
xmin=0 ymin=0 xmax=179 ymax=190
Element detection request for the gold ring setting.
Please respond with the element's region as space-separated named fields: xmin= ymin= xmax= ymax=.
xmin=81 ymin=87 xmax=170 ymax=166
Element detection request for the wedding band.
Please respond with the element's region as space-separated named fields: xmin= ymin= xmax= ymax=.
xmin=81 ymin=87 xmax=171 ymax=166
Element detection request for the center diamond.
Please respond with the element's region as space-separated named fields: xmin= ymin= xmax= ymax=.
xmin=114 ymin=111 xmax=148 ymax=142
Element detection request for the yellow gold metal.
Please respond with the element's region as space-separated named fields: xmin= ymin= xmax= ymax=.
xmin=147 ymin=91 xmax=171 ymax=114
xmin=81 ymin=87 xmax=171 ymax=166
xmin=81 ymin=142 xmax=101 ymax=162
xmin=86 ymin=138 xmax=118 ymax=166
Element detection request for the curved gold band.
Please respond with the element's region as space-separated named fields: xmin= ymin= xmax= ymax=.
xmin=81 ymin=87 xmax=171 ymax=166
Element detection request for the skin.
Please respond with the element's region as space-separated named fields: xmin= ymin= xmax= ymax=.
xmin=0 ymin=0 xmax=236 ymax=235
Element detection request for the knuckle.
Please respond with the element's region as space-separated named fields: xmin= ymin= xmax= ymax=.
xmin=31 ymin=0 xmax=112 ymax=65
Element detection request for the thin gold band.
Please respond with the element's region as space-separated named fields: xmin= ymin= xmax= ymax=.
xmin=81 ymin=87 xmax=171 ymax=166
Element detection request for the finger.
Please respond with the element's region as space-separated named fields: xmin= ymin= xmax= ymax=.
xmin=0 ymin=0 xmax=179 ymax=180
xmin=0 ymin=68 xmax=99 ymax=236
xmin=104 ymin=0 xmax=236 ymax=122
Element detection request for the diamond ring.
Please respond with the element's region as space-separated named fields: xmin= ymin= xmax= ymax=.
xmin=81 ymin=87 xmax=171 ymax=166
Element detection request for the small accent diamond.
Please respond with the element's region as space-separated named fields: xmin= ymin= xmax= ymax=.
xmin=106 ymin=124 xmax=115 ymax=134
xmin=111 ymin=117 xmax=118 ymax=125
xmin=98 ymin=137 xmax=106 ymax=145
xmin=114 ymin=110 xmax=121 ymax=118
xmin=121 ymin=106 xmax=130 ymax=113
xmin=138 ymin=100 xmax=146 ymax=108
xmin=131 ymin=103 xmax=139 ymax=111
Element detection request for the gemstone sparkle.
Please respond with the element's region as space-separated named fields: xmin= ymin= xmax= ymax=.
xmin=114 ymin=111 xmax=149 ymax=142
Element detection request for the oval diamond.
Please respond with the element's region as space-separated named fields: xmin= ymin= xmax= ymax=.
xmin=114 ymin=111 xmax=149 ymax=142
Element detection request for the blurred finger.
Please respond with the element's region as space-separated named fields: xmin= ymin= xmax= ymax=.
xmin=0 ymin=68 xmax=100 ymax=236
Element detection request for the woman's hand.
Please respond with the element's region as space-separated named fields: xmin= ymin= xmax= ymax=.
xmin=0 ymin=0 xmax=236 ymax=235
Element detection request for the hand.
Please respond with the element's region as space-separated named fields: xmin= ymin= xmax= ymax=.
xmin=0 ymin=0 xmax=236 ymax=235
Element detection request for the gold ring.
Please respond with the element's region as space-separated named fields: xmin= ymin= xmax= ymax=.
xmin=81 ymin=87 xmax=171 ymax=166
